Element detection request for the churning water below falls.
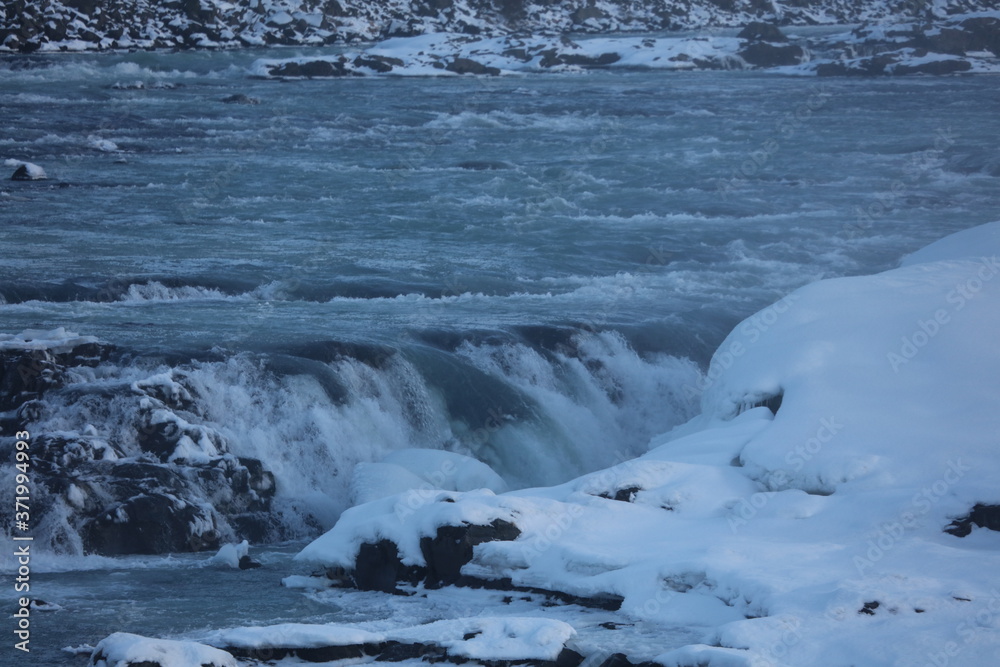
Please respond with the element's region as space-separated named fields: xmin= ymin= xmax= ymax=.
xmin=0 ymin=48 xmax=998 ymax=664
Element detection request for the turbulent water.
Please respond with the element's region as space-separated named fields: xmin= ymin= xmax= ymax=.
xmin=1 ymin=46 xmax=999 ymax=663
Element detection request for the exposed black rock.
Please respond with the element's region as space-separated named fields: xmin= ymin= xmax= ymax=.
xmin=238 ymin=555 xmax=263 ymax=569
xmin=270 ymin=58 xmax=354 ymax=77
xmin=420 ymin=519 xmax=521 ymax=587
xmin=816 ymin=54 xmax=899 ymax=76
xmin=738 ymin=41 xmax=804 ymax=67
xmin=859 ymin=600 xmax=880 ymax=615
xmin=10 ymin=164 xmax=47 ymax=181
xmin=221 ymin=94 xmax=260 ymax=104
xmin=945 ymin=504 xmax=1000 ymax=537
xmin=595 ymin=653 xmax=663 ymax=667
xmin=0 ymin=337 xmax=284 ymax=556
xmin=738 ymin=21 xmax=787 ymax=42
xmin=457 ymin=160 xmax=513 ymax=170
xmin=353 ymin=54 xmax=404 ymax=72
xmin=225 ymin=638 xmax=578 ymax=666
xmin=446 ymin=57 xmax=501 ymax=75
xmin=892 ymin=58 xmax=972 ymax=76
xmin=83 ymin=492 xmax=218 ymax=556
xmin=354 ymin=539 xmax=422 ymax=593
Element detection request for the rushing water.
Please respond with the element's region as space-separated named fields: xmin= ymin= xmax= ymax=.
xmin=1 ymin=47 xmax=999 ymax=663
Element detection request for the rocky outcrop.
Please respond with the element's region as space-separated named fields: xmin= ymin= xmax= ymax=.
xmin=738 ymin=41 xmax=804 ymax=66
xmin=811 ymin=13 xmax=1000 ymax=76
xmin=3 ymin=1 xmax=997 ymax=53
xmin=348 ymin=520 xmax=520 ymax=592
xmin=945 ymin=504 xmax=1000 ymax=537
xmin=0 ymin=334 xmax=281 ymax=555
xmin=9 ymin=162 xmax=47 ymax=181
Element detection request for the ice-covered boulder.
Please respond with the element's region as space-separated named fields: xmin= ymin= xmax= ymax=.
xmin=7 ymin=159 xmax=47 ymax=180
xmin=197 ymin=617 xmax=577 ymax=665
xmin=91 ymin=633 xmax=235 ymax=667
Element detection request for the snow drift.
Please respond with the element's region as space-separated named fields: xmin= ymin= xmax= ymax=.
xmin=295 ymin=221 xmax=1000 ymax=665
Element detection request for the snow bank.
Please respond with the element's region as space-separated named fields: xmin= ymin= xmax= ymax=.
xmin=297 ymin=221 xmax=1000 ymax=665
xmin=351 ymin=447 xmax=507 ymax=505
xmin=91 ymin=632 xmax=235 ymax=667
xmin=0 ymin=327 xmax=98 ymax=353
xmin=199 ymin=617 xmax=574 ymax=661
xmin=208 ymin=540 xmax=249 ymax=569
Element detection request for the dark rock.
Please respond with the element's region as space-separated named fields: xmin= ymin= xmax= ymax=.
xmin=739 ymin=42 xmax=804 ymax=67
xmin=270 ymin=59 xmax=351 ymax=78
xmin=354 ymin=540 xmax=412 ymax=593
xmin=556 ymin=648 xmax=586 ymax=667
xmin=613 ymin=486 xmax=641 ymax=503
xmin=859 ymin=600 xmax=880 ymax=615
xmin=445 ymin=58 xmax=500 ymax=76
xmin=738 ymin=21 xmax=788 ymax=42
xmin=816 ymin=54 xmax=899 ymax=76
xmin=502 ymin=47 xmax=531 ymax=61
xmin=11 ymin=164 xmax=46 ymax=181
xmin=83 ymin=493 xmax=219 ymax=555
xmin=571 ymin=6 xmax=606 ymax=25
xmin=238 ymin=555 xmax=262 ymax=569
xmin=958 ymin=16 xmax=1000 ymax=55
xmin=558 ymin=52 xmax=621 ymax=67
xmin=221 ymin=94 xmax=259 ymax=104
xmin=457 ymin=160 xmax=512 ymax=170
xmin=419 ymin=519 xmax=521 ymax=587
xmin=892 ymin=58 xmax=972 ymax=75
xmin=916 ymin=27 xmax=978 ymax=55
xmin=945 ymin=503 xmax=1000 ymax=537
xmin=376 ymin=641 xmax=443 ymax=661
xmin=353 ymin=55 xmax=402 ymax=73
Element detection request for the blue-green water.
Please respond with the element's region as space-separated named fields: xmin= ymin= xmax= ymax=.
xmin=1 ymin=49 xmax=998 ymax=665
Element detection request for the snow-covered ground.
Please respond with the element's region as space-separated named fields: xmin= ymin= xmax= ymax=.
xmin=88 ymin=222 xmax=1000 ymax=665
xmin=285 ymin=220 xmax=1000 ymax=665
xmin=4 ymin=0 xmax=996 ymax=53
xmin=250 ymin=13 xmax=1000 ymax=78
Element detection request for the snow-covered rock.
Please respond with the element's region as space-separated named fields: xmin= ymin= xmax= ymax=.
xmin=196 ymin=617 xmax=576 ymax=664
xmin=351 ymin=447 xmax=507 ymax=505
xmin=295 ymin=221 xmax=1000 ymax=665
xmin=0 ymin=329 xmax=280 ymax=556
xmin=6 ymin=159 xmax=47 ymax=180
xmin=2 ymin=1 xmax=997 ymax=53
xmin=90 ymin=632 xmax=236 ymax=667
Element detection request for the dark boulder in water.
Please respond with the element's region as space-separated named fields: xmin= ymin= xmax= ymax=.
xmin=445 ymin=57 xmax=500 ymax=76
xmin=10 ymin=163 xmax=47 ymax=181
xmin=457 ymin=160 xmax=513 ymax=171
xmin=738 ymin=21 xmax=788 ymax=43
xmin=270 ymin=58 xmax=353 ymax=77
xmin=892 ymin=58 xmax=972 ymax=76
xmin=221 ymin=94 xmax=260 ymax=104
xmin=738 ymin=42 xmax=804 ymax=67
xmin=353 ymin=54 xmax=403 ymax=73
xmin=354 ymin=539 xmax=420 ymax=593
xmin=84 ymin=492 xmax=219 ymax=555
xmin=238 ymin=554 xmax=262 ymax=569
